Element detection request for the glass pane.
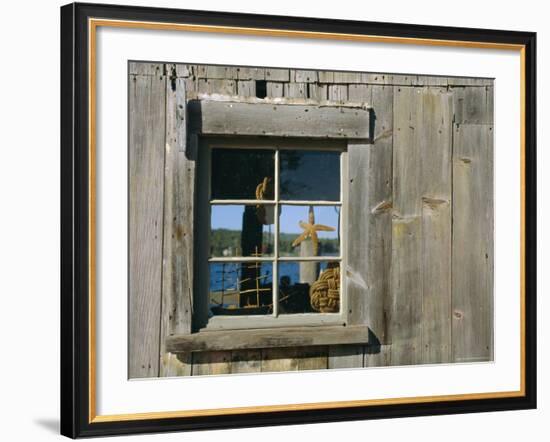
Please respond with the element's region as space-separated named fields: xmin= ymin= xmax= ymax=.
xmin=278 ymin=261 xmax=340 ymax=314
xmin=279 ymin=205 xmax=340 ymax=257
xmin=209 ymin=261 xmax=273 ymax=316
xmin=210 ymin=205 xmax=274 ymax=257
xmin=211 ymin=148 xmax=275 ymax=200
xmin=279 ymin=150 xmax=340 ymax=201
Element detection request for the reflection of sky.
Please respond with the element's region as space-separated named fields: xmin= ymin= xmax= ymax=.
xmin=211 ymin=205 xmax=339 ymax=238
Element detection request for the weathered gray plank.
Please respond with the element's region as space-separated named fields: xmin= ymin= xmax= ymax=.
xmin=328 ymin=345 xmax=364 ymax=369
xmin=237 ymin=80 xmax=256 ymax=97
xmin=284 ymin=82 xmax=307 ymax=98
xmin=447 ymin=77 xmax=494 ymax=86
xmin=452 ymin=123 xmax=494 ymax=362
xmin=129 ymin=62 xmax=164 ymax=76
xmin=391 ymin=86 xmax=454 ymax=366
xmin=361 ymin=73 xmax=394 ymax=85
xmin=265 ymin=68 xmax=290 ymax=82
xmin=175 ymin=64 xmax=191 ymax=78
xmin=159 ymin=70 xmax=194 ymax=377
xmin=261 ymin=347 xmax=327 ymax=372
xmin=308 ymin=83 xmax=328 ymax=101
xmin=390 ymin=86 xmax=423 ymax=366
xmin=419 ymin=88 xmax=453 ymax=364
xmin=237 ymin=67 xmax=265 ymax=80
xmin=348 ymin=84 xmax=371 ymax=102
xmin=292 ymin=69 xmax=318 ymax=83
xmin=453 ymin=86 xmax=494 ymax=124
xmin=128 ymin=65 xmax=166 ymax=378
xmin=188 ymin=100 xmax=372 ymax=139
xmin=389 ymin=217 xmax=423 ymax=366
xmin=166 ymin=325 xmax=371 ymax=352
xmin=192 ymin=351 xmax=232 ymax=376
xmin=328 ymin=84 xmax=348 ymax=102
xmin=197 ymin=79 xmax=237 ymax=95
xmin=196 ymin=65 xmax=238 ymax=79
xmin=266 ymin=82 xmax=284 ymax=98
xmin=333 ymin=72 xmax=363 ymax=83
xmin=231 ymin=350 xmax=262 ymax=373
xmin=364 ymin=344 xmax=392 ymax=367
xmin=346 ymin=85 xmax=392 ymax=345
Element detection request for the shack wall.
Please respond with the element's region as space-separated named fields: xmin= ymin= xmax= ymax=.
xmin=128 ymin=62 xmax=494 ymax=377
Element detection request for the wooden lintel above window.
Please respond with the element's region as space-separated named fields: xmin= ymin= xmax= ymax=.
xmin=188 ymin=96 xmax=372 ymax=140
xmin=166 ymin=325 xmax=370 ymax=353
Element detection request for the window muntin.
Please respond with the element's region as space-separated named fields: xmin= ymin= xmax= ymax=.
xmin=204 ymin=144 xmax=346 ymax=328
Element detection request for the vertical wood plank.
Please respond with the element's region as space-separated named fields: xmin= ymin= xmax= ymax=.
xmin=391 ymin=86 xmax=454 ymax=366
xmin=420 ymin=88 xmax=453 ymax=364
xmin=328 ymin=345 xmax=363 ymax=369
xmin=308 ymin=83 xmax=328 ymax=101
xmin=261 ymin=347 xmax=327 ymax=372
xmin=128 ymin=64 xmax=166 ymax=378
xmin=237 ymin=80 xmax=256 ymax=97
xmin=452 ymin=86 xmax=494 ymax=124
xmin=284 ymin=82 xmax=307 ymax=98
xmin=192 ymin=351 xmax=232 ymax=376
xmin=160 ymin=69 xmax=194 ymax=377
xmin=328 ymin=84 xmax=348 ymax=102
xmin=231 ymin=350 xmax=262 ymax=373
xmin=266 ymin=82 xmax=284 ymax=98
xmin=452 ymin=123 xmax=494 ymax=362
xmin=390 ymin=217 xmax=423 ymax=366
xmin=390 ymin=86 xmax=423 ymax=366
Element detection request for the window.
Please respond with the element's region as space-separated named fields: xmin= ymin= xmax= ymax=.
xmin=196 ymin=139 xmax=348 ymax=330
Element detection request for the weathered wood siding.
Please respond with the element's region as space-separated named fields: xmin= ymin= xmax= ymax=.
xmin=128 ymin=62 xmax=494 ymax=378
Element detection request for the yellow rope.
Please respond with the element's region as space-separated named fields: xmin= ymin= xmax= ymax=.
xmin=309 ymin=264 xmax=340 ymax=313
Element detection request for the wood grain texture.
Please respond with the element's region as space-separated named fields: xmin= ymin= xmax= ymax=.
xmin=342 ymin=86 xmax=393 ymax=371
xmin=128 ymin=65 xmax=166 ymax=378
xmin=166 ymin=325 xmax=370 ymax=352
xmin=192 ymin=351 xmax=232 ymax=376
xmin=420 ymin=88 xmax=453 ymax=364
xmin=391 ymin=87 xmax=453 ymax=366
xmin=266 ymin=82 xmax=284 ymax=98
xmin=237 ymin=67 xmax=265 ymax=80
xmin=159 ymin=70 xmax=194 ymax=377
xmin=452 ymin=123 xmax=494 ymax=362
xmin=284 ymin=82 xmax=307 ymax=98
xmin=292 ymin=69 xmax=318 ymax=83
xmin=128 ymin=62 xmax=495 ymax=377
xmin=452 ymin=86 xmax=494 ymax=124
xmin=261 ymin=347 xmax=328 ymax=372
xmin=189 ymin=100 xmax=372 ymax=139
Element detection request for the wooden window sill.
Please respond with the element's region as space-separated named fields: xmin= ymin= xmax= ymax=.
xmin=165 ymin=325 xmax=370 ymax=353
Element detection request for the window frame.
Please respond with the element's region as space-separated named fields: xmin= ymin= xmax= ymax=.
xmin=195 ymin=137 xmax=349 ymax=331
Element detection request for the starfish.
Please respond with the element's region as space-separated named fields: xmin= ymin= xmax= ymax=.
xmin=291 ymin=206 xmax=335 ymax=255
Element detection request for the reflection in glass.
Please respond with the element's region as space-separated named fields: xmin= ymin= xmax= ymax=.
xmin=211 ymin=148 xmax=274 ymax=200
xmin=280 ymin=150 xmax=340 ymax=201
xmin=209 ymin=262 xmax=273 ymax=316
xmin=278 ymin=261 xmax=340 ymax=314
xmin=279 ymin=205 xmax=340 ymax=257
xmin=210 ymin=205 xmax=274 ymax=257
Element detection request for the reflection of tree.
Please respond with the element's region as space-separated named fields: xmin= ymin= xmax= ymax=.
xmin=280 ymin=151 xmax=307 ymax=197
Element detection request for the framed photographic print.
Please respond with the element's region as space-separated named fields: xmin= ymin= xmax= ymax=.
xmin=60 ymin=2 xmax=537 ymax=438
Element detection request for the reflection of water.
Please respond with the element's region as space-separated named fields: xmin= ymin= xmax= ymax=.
xmin=210 ymin=262 xmax=333 ymax=291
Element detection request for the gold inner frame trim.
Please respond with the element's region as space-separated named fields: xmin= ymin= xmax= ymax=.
xmin=87 ymin=17 xmax=527 ymax=424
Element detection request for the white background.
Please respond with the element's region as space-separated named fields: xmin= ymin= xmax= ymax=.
xmin=96 ymin=24 xmax=520 ymax=415
xmin=0 ymin=0 xmax=546 ymax=440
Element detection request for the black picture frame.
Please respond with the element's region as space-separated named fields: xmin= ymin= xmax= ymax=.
xmin=60 ymin=2 xmax=537 ymax=438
